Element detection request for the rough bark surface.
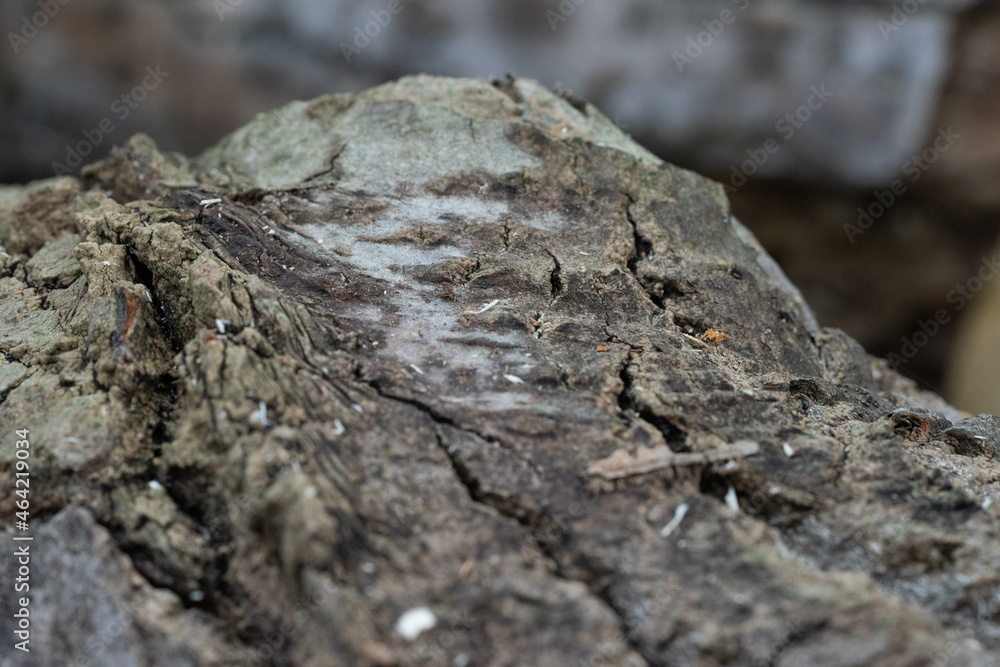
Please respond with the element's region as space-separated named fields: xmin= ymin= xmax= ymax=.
xmin=1 ymin=76 xmax=999 ymax=666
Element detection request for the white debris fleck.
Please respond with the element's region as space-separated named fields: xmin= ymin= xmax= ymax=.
xmin=361 ymin=562 xmax=377 ymax=574
xmin=250 ymin=401 xmax=269 ymax=426
xmin=579 ymin=251 xmax=590 ymax=255
xmin=333 ymin=419 xmax=345 ymax=436
xmin=769 ymin=486 xmax=781 ymax=495
xmin=723 ymin=461 xmax=736 ymax=471
xmin=304 ymin=486 xmax=318 ymax=498
xmin=773 ymin=534 xmax=797 ymax=561
xmin=218 ymin=410 xmax=228 ymax=420
xmin=395 ymin=607 xmax=436 ymax=641
xmin=503 ymin=374 xmax=524 ymax=385
xmin=148 ymin=480 xmax=164 ymax=491
xmin=189 ymin=590 xmax=204 ymax=602
xmin=741 ymin=388 xmax=754 ymax=396
xmin=199 ymin=198 xmax=222 ymax=207
xmin=316 ymin=238 xmax=324 ymax=244
xmin=352 ymin=404 xmax=364 ymax=413
xmin=102 ymin=261 xmax=111 ymax=266
xmin=782 ymin=442 xmax=795 ymax=458
xmin=215 ymin=319 xmax=230 ymax=335
xmin=409 ymin=364 xmax=424 ymax=375
xmin=660 ymin=503 xmax=689 ymax=538
xmin=464 ymin=299 xmax=500 ymax=315
xmin=322 ymin=367 xmax=330 ymax=375
xmin=725 ymin=486 xmax=740 ymax=512
xmin=453 ymin=654 xmax=471 ymax=667
xmin=145 ymin=289 xmax=152 ymax=302
xmin=191 ymin=378 xmax=197 ymax=387
xmin=984 ymin=497 xmax=993 ymax=510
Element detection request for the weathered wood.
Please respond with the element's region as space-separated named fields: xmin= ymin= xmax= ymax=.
xmin=1 ymin=76 xmax=999 ymax=666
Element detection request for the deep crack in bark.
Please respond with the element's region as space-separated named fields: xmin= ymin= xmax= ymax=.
xmin=360 ymin=371 xmax=652 ymax=662
xmin=543 ymin=249 xmax=564 ymax=303
xmin=623 ymin=193 xmax=667 ymax=311
xmin=616 ymin=349 xmax=687 ymax=451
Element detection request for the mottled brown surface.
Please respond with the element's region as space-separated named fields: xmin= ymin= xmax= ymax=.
xmin=1 ymin=76 xmax=999 ymax=666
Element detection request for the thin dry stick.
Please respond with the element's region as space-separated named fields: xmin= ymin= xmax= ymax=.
xmin=587 ymin=440 xmax=760 ymax=481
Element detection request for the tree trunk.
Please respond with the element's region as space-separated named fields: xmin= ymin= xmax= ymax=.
xmin=1 ymin=75 xmax=998 ymax=666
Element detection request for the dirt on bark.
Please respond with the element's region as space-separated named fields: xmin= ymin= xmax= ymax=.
xmin=1 ymin=75 xmax=999 ymax=667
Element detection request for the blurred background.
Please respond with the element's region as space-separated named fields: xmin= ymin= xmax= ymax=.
xmin=2 ymin=0 xmax=999 ymax=413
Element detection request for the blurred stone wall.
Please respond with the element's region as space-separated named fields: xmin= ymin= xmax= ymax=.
xmin=1 ymin=0 xmax=999 ymax=409
xmin=0 ymin=0 xmax=974 ymax=184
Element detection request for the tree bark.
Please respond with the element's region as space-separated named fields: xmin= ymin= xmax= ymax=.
xmin=1 ymin=75 xmax=998 ymax=666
